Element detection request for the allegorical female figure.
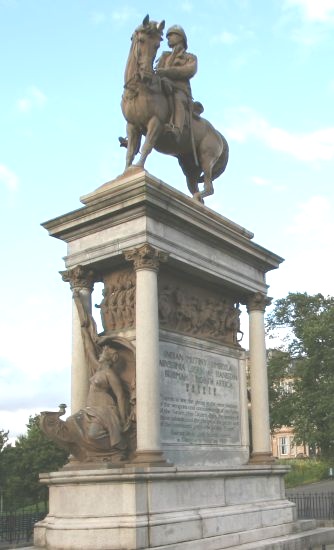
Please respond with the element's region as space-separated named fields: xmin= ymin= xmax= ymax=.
xmin=40 ymin=290 xmax=135 ymax=463
xmin=66 ymin=345 xmax=128 ymax=459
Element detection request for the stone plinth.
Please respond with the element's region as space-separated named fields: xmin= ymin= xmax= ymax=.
xmin=37 ymin=170 xmax=334 ymax=548
xmin=35 ymin=464 xmax=297 ymax=550
xmin=42 ymin=169 xmax=282 ymax=468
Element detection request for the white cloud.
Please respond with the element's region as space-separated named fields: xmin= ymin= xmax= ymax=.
xmin=181 ymin=1 xmax=193 ymax=12
xmin=251 ymin=175 xmax=286 ymax=192
xmin=0 ymin=293 xmax=70 ymax=381
xmin=91 ymin=12 xmax=106 ymax=25
xmin=212 ymin=31 xmax=238 ymax=45
xmin=111 ymin=7 xmax=139 ymax=22
xmin=1 ymin=409 xmax=39 ymax=440
xmin=1 ymin=407 xmax=71 ymax=441
xmin=0 ymin=164 xmax=18 ymax=190
xmin=268 ymin=196 xmax=334 ymax=299
xmin=268 ymin=127 xmax=334 ymax=161
xmin=0 ymin=290 xmax=71 ymax=439
xmin=287 ymin=195 xmax=333 ymax=239
xmin=17 ymin=86 xmax=47 ymax=113
xmin=284 ymin=0 xmax=334 ymax=22
xmin=225 ymin=106 xmax=334 ymax=161
xmin=282 ymin=0 xmax=334 ymax=47
xmin=290 ymin=24 xmax=325 ymax=45
xmin=251 ymin=176 xmax=270 ymax=186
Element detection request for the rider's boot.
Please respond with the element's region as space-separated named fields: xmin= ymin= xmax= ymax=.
xmin=164 ymin=124 xmax=181 ymax=142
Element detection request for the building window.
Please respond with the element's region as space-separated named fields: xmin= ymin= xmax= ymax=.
xmin=280 ymin=437 xmax=289 ymax=456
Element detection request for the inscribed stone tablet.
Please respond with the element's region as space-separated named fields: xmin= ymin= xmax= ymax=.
xmin=160 ymin=342 xmax=241 ymax=445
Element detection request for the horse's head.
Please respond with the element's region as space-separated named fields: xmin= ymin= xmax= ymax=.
xmin=131 ymin=15 xmax=165 ymax=83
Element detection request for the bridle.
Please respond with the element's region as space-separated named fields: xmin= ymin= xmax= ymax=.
xmin=124 ymin=28 xmax=161 ymax=90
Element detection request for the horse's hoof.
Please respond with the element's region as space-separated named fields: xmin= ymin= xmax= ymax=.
xmin=193 ymin=192 xmax=205 ymax=204
xmin=124 ymin=165 xmax=144 ymax=175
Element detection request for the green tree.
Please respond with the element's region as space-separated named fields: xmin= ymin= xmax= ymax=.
xmin=267 ymin=350 xmax=296 ymax=430
xmin=266 ymin=292 xmax=334 ymax=458
xmin=0 ymin=416 xmax=68 ymax=510
xmin=0 ymin=429 xmax=9 ymax=452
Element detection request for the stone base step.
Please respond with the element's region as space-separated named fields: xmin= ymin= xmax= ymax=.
xmin=231 ymin=526 xmax=334 ymax=549
xmin=149 ymin=522 xmax=334 ymax=550
xmin=19 ymin=523 xmax=334 ymax=550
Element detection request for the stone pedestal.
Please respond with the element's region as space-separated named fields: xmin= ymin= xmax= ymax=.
xmin=35 ymin=465 xmax=297 ymax=550
xmin=35 ymin=170 xmax=334 ymax=549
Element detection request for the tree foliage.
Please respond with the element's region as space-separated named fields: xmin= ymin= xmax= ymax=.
xmin=0 ymin=429 xmax=9 ymax=452
xmin=266 ymin=292 xmax=334 ymax=457
xmin=0 ymin=415 xmax=68 ymax=510
xmin=267 ymin=350 xmax=296 ymax=430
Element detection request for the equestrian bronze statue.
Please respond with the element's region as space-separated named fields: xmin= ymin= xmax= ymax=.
xmin=120 ymin=15 xmax=229 ymax=202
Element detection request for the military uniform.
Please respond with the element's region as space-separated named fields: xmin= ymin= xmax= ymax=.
xmin=156 ymin=48 xmax=197 ymax=98
xmin=156 ymin=25 xmax=197 ymax=136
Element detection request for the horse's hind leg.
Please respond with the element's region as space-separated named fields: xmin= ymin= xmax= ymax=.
xmin=192 ymin=165 xmax=214 ymax=203
xmin=195 ymin=153 xmax=215 ymax=201
xmin=187 ymin=173 xmax=199 ymax=196
xmin=186 ymin=168 xmax=201 ymax=197
xmin=202 ymin=167 xmax=214 ymax=198
xmin=178 ymin=156 xmax=201 ymax=197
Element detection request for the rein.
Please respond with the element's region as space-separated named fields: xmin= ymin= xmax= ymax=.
xmin=123 ymin=30 xmax=158 ymax=92
xmin=124 ymin=33 xmax=141 ymax=90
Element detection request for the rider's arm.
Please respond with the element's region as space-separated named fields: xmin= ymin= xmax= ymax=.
xmin=161 ymin=54 xmax=197 ymax=81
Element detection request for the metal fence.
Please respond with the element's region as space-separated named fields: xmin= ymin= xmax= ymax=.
xmin=0 ymin=509 xmax=47 ymax=547
xmin=287 ymin=492 xmax=334 ymax=520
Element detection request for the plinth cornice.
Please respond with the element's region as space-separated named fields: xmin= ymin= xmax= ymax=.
xmin=41 ymin=170 xmax=283 ymax=275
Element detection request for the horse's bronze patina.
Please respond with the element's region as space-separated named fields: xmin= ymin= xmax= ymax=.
xmin=121 ymin=15 xmax=229 ymax=202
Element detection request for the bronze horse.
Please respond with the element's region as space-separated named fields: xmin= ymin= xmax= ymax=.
xmin=121 ymin=15 xmax=229 ymax=202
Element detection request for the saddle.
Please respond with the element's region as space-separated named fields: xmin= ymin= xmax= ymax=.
xmin=160 ymin=77 xmax=204 ymax=120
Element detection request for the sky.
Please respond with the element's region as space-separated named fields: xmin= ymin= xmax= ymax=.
xmin=1 ymin=0 xmax=334 ymax=442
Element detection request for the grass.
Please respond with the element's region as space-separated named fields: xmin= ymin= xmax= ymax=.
xmin=280 ymin=458 xmax=332 ymax=488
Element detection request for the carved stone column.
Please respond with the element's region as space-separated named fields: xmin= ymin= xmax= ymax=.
xmin=125 ymin=244 xmax=169 ymax=464
xmin=247 ymin=292 xmax=273 ymax=463
xmin=61 ymin=265 xmax=95 ymax=414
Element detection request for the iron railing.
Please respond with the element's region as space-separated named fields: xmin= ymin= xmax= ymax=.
xmin=0 ymin=509 xmax=47 ymax=546
xmin=287 ymin=492 xmax=334 ymax=520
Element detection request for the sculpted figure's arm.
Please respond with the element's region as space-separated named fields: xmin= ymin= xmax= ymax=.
xmin=73 ymin=290 xmax=99 ymax=374
xmin=162 ymin=54 xmax=197 ymax=81
xmin=107 ymin=369 xmax=127 ymax=426
xmin=157 ymin=54 xmax=197 ymax=81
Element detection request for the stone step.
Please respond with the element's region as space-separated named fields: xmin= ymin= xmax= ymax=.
xmin=145 ymin=521 xmax=334 ymax=550
xmin=19 ymin=524 xmax=334 ymax=550
xmin=233 ymin=526 xmax=334 ymax=549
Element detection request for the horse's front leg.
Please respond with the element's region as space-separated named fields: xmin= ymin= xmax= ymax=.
xmin=135 ymin=116 xmax=163 ymax=167
xmin=125 ymin=123 xmax=141 ymax=169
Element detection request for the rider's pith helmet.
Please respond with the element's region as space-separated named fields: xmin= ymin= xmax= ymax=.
xmin=166 ymin=25 xmax=188 ymax=49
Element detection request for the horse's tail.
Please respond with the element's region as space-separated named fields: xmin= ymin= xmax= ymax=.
xmin=198 ymin=132 xmax=229 ymax=183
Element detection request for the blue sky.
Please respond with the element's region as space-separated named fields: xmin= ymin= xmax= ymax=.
xmin=1 ymin=0 xmax=334 ymax=440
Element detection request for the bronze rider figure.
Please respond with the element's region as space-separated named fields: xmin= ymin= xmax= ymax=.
xmin=156 ymin=25 xmax=198 ymax=141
